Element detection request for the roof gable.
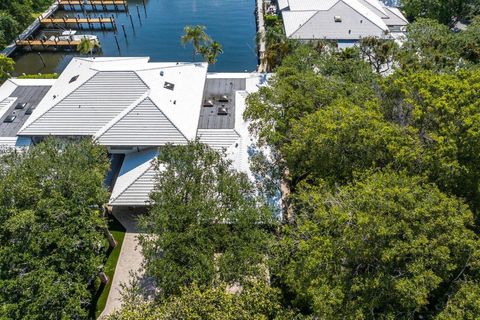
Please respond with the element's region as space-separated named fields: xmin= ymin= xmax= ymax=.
xmin=109 ymin=148 xmax=158 ymax=206
xmin=289 ymin=0 xmax=388 ymax=39
xmin=96 ymin=98 xmax=187 ymax=146
xmin=20 ymin=71 xmax=148 ymax=135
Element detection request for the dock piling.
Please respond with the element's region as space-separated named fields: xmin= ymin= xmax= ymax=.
xmin=129 ymin=14 xmax=135 ymax=31
xmin=114 ymin=34 xmax=121 ymax=52
xmin=38 ymin=52 xmax=46 ymax=67
xmin=121 ymin=24 xmax=127 ymax=38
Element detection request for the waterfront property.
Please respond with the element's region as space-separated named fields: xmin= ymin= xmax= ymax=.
xmin=0 ymin=57 xmax=268 ymax=207
xmin=277 ymin=0 xmax=408 ymax=47
xmin=11 ymin=0 xmax=259 ymax=75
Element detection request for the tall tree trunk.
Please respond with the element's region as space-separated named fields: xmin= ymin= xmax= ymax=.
xmin=98 ymin=271 xmax=109 ymax=284
xmin=104 ymin=228 xmax=117 ymax=248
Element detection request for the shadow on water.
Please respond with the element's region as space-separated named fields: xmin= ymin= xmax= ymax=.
xmin=12 ymin=0 xmax=258 ymax=75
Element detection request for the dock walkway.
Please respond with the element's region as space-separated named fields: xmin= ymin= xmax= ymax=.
xmin=58 ymin=0 xmax=128 ymax=12
xmin=16 ymin=40 xmax=81 ymax=47
xmin=255 ymin=0 xmax=267 ymax=72
xmin=40 ymin=16 xmax=116 ymax=29
xmin=1 ymin=2 xmax=59 ymax=56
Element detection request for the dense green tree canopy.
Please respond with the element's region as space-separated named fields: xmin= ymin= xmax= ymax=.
xmin=0 ymin=138 xmax=110 ymax=319
xmin=381 ymin=70 xmax=480 ymax=208
xmin=0 ymin=0 xmax=53 ymax=50
xmin=245 ymin=45 xmax=377 ymax=150
xmin=398 ymin=18 xmax=480 ymax=72
xmin=283 ymin=100 xmax=421 ymax=186
xmin=401 ymin=0 xmax=479 ymax=26
xmin=107 ymin=281 xmax=298 ymax=320
xmin=0 ymin=54 xmax=14 ymax=81
xmin=280 ymin=171 xmax=480 ymax=319
xmin=138 ymin=141 xmax=275 ymax=297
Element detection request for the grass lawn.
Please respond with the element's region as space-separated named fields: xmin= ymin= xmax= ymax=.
xmin=90 ymin=214 xmax=126 ymax=319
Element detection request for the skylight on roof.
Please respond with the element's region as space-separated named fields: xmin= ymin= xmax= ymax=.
xmin=69 ymin=75 xmax=79 ymax=83
xmin=164 ymin=82 xmax=175 ymax=91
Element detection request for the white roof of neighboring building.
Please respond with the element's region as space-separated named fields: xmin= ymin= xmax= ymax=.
xmin=287 ymin=0 xmax=339 ymax=11
xmin=383 ymin=6 xmax=408 ymax=25
xmin=109 ymin=73 xmax=269 ymax=206
xmin=19 ymin=57 xmax=208 ymax=145
xmin=281 ymin=0 xmax=407 ymax=40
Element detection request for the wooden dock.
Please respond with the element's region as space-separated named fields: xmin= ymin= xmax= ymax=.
xmin=39 ymin=16 xmax=116 ymax=29
xmin=16 ymin=40 xmax=81 ymax=47
xmin=58 ymin=0 xmax=128 ymax=12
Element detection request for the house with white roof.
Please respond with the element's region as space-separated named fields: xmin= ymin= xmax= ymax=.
xmin=0 ymin=57 xmax=269 ymax=207
xmin=278 ymin=0 xmax=408 ymax=47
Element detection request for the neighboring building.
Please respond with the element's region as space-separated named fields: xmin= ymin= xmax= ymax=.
xmin=278 ymin=0 xmax=408 ymax=47
xmin=0 ymin=57 xmax=269 ymax=207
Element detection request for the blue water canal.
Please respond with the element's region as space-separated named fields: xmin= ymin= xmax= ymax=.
xmin=12 ymin=0 xmax=258 ymax=75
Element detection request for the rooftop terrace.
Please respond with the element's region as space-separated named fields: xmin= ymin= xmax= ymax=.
xmin=0 ymin=85 xmax=51 ymax=137
xmin=198 ymin=78 xmax=246 ymax=130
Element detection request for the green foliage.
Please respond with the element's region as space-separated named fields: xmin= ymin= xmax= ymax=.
xmin=0 ymin=138 xmax=110 ymax=319
xmin=77 ymin=38 xmax=101 ymax=57
xmin=358 ymin=37 xmax=399 ymax=74
xmin=436 ymin=281 xmax=480 ymax=320
xmin=138 ymin=141 xmax=275 ymax=297
xmin=456 ymin=16 xmax=480 ymax=64
xmin=399 ymin=19 xmax=460 ymax=71
xmin=17 ymin=73 xmax=58 ymax=79
xmin=93 ymin=215 xmax=127 ymax=318
xmin=381 ymin=70 xmax=480 ymax=209
xmin=244 ymin=42 xmax=480 ymax=318
xmin=399 ymin=18 xmax=480 ymax=72
xmin=0 ymin=11 xmax=19 ymax=44
xmin=401 ymin=0 xmax=479 ymax=26
xmin=284 ymin=100 xmax=421 ymax=186
xmin=107 ymin=281 xmax=300 ymax=320
xmin=262 ymin=23 xmax=297 ymax=71
xmin=280 ymin=171 xmax=480 ymax=318
xmin=198 ymin=40 xmax=224 ymax=65
xmin=0 ymin=54 xmax=14 ymax=81
xmin=181 ymin=25 xmax=211 ymax=62
xmin=265 ymin=14 xmax=280 ymax=27
xmin=245 ymin=45 xmax=377 ymax=153
xmin=0 ymin=0 xmax=52 ymax=50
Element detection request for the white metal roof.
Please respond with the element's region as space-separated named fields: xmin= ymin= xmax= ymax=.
xmin=96 ymin=97 xmax=188 ymax=146
xmin=384 ymin=6 xmax=409 ymax=25
xmin=358 ymin=0 xmax=387 ymax=16
xmin=109 ymin=148 xmax=158 ymax=206
xmin=283 ymin=11 xmax=318 ymax=37
xmin=287 ymin=0 xmax=340 ymax=11
xmin=282 ymin=0 xmax=395 ymax=40
xmin=109 ymin=73 xmax=268 ymax=206
xmin=18 ymin=57 xmax=208 ymax=143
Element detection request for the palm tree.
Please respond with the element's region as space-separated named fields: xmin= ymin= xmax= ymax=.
xmin=198 ymin=41 xmax=224 ymax=65
xmin=77 ymin=37 xmax=101 ymax=58
xmin=181 ymin=25 xmax=210 ymax=61
xmin=207 ymin=41 xmax=223 ymax=65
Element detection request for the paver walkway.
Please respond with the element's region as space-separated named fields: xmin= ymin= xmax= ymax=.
xmin=99 ymin=207 xmax=144 ymax=319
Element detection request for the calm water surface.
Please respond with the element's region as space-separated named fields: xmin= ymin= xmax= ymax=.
xmin=12 ymin=0 xmax=258 ymax=75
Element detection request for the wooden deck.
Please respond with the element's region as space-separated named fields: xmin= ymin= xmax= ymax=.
xmin=58 ymin=0 xmax=128 ymax=11
xmin=38 ymin=16 xmax=116 ymax=29
xmin=40 ymin=18 xmax=113 ymax=24
xmin=59 ymin=0 xmax=126 ymax=4
xmin=16 ymin=40 xmax=81 ymax=47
